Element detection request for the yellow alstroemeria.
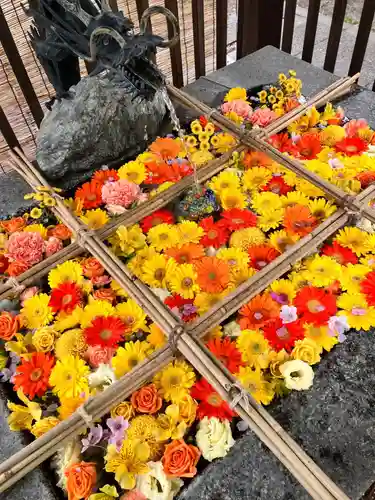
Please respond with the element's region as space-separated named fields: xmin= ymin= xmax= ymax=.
xmin=7 ymin=389 xmax=42 ymax=431
xmin=5 ymin=332 xmax=34 ymax=359
xmin=156 ymin=404 xmax=187 ymax=441
xmin=89 ymin=485 xmax=119 ymax=499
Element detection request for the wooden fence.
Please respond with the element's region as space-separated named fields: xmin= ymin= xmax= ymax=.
xmin=1 ymin=0 xmax=375 ymax=165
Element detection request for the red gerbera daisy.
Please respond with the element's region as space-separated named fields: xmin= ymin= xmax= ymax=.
xmin=207 ymin=337 xmax=245 ymax=374
xmin=321 ymin=241 xmax=358 ymax=265
xmin=13 ymin=352 xmax=55 ymax=400
xmin=199 ymin=216 xmax=229 ymax=248
xmin=164 ymin=294 xmax=197 ymax=322
xmin=356 ymin=171 xmax=375 ymax=189
xmin=92 ymin=169 xmax=119 ymax=185
xmin=262 ymin=176 xmax=292 ymax=195
xmin=360 ymin=270 xmax=375 ymax=306
xmin=75 ymin=180 xmax=103 ymax=209
xmin=294 ymin=133 xmax=322 ymax=160
xmin=84 ymin=316 xmax=126 ymax=348
xmin=263 ymin=318 xmax=305 ymax=352
xmin=191 ymin=378 xmax=236 ymax=421
xmin=334 ymin=137 xmax=368 ymax=156
xmin=294 ymin=286 xmax=337 ymax=325
xmin=248 ymin=245 xmax=280 ymax=270
xmin=141 ymin=209 xmax=175 ymax=233
xmin=268 ymin=133 xmax=298 ymax=155
xmin=220 ymin=208 xmax=257 ymax=231
xmin=49 ymin=281 xmax=83 ymax=313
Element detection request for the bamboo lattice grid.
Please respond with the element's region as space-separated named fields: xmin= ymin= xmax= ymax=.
xmin=1 ymin=78 xmax=373 ymax=499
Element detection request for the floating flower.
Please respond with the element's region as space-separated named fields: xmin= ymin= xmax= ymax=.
xmin=336 ymin=227 xmax=369 ymax=255
xmin=80 ymin=209 xmax=109 ymax=229
xmin=140 ymin=209 xmax=175 ymax=233
xmin=238 ymin=294 xmax=280 ymax=330
xmin=207 ymin=337 xmax=244 ymax=373
xmin=338 ymin=292 xmax=375 ymax=330
xmin=219 ymin=188 xmax=247 ymax=210
xmin=248 ymin=245 xmax=280 ymax=270
xmin=153 ymin=360 xmax=196 ymax=403
xmin=291 ymin=338 xmax=322 ymax=365
xmin=360 ymin=270 xmax=375 ymax=305
xmin=84 ymin=316 xmax=126 ymax=348
xmin=48 ymin=261 xmax=84 ymax=289
xmin=127 ymin=415 xmax=163 ymax=461
xmin=283 ymin=205 xmax=316 ymax=237
xmin=216 ymin=247 xmax=249 ymax=269
xmin=221 ymin=208 xmax=257 ymax=231
xmin=251 ymin=192 xmax=282 ymax=214
xmin=279 ymin=359 xmax=314 ymax=391
xmin=147 ymin=223 xmax=179 ymax=251
xmin=334 ymin=137 xmax=368 ymax=156
xmin=305 ymin=255 xmax=342 ymax=287
xmin=229 ymin=227 xmax=266 ymax=251
xmin=262 ymin=176 xmax=292 ymax=195
xmin=118 ymin=161 xmax=146 ymax=185
xmin=48 ymin=224 xmax=72 ymax=241
xmin=6 ymin=231 xmax=44 ymax=267
xmin=191 ymin=378 xmax=236 ymax=421
xmin=136 ymin=460 xmax=183 ymax=500
xmin=303 ymin=324 xmax=338 ymax=351
xmin=209 ymin=170 xmax=240 ymax=195
xmin=0 ymin=312 xmax=20 ymax=341
xmin=31 ymin=416 xmax=60 ymax=438
xmin=199 ymin=216 xmax=229 ymax=248
xmin=92 ymin=168 xmax=119 ymax=185
xmin=105 ymin=439 xmax=150 ymax=490
xmin=112 ymin=341 xmax=150 ymax=378
xmin=131 ymin=383 xmax=162 ymax=414
xmin=263 ymin=318 xmax=305 ymax=352
xmin=196 ymin=416 xmax=235 ymax=461
xmin=21 ymin=293 xmax=53 ymax=329
xmin=102 ymin=179 xmax=141 ymax=208
xmin=321 ymin=241 xmax=358 ymax=265
xmin=257 ymin=209 xmax=284 ymax=231
xmin=250 ymin=108 xmax=277 ymax=127
xmin=340 ymin=263 xmax=371 ymax=294
xmin=1 ymin=216 xmax=26 ymax=233
xmin=75 ymin=180 xmax=103 ymax=209
xmin=242 ymin=167 xmax=272 ymax=192
xmin=294 ymin=133 xmax=322 ymax=159
xmin=194 ymin=256 xmax=230 ymax=293
xmin=294 ymin=286 xmax=337 ymax=325
xmin=13 ymin=352 xmax=54 ymax=399
xmin=49 ymin=355 xmax=89 ymax=399
xmin=236 ymin=329 xmax=270 ymax=369
xmin=162 ymin=439 xmax=200 ymax=479
xmin=166 ymin=243 xmax=204 ymax=265
xmin=150 ymin=137 xmax=182 ymax=159
xmin=224 ymin=87 xmax=247 ymax=102
xmin=167 ymin=263 xmax=200 ymax=299
xmin=237 ymin=366 xmax=275 ymax=405
xmin=49 ymin=281 xmax=83 ymax=314
xmin=45 ymin=236 xmax=63 ymax=257
xmin=65 ymin=461 xmax=97 ymax=500
xmin=142 ymin=254 xmax=177 ymax=288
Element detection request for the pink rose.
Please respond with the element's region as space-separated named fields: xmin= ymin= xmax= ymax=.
xmin=20 ymin=286 xmax=39 ymax=306
xmin=91 ymin=275 xmax=112 ymax=286
xmin=45 ymin=236 xmax=63 ymax=257
xmin=120 ymin=491 xmax=146 ymax=500
xmin=86 ymin=345 xmax=115 ymax=368
xmin=221 ymin=99 xmax=253 ymax=119
xmin=344 ymin=119 xmax=368 ymax=137
xmin=6 ymin=231 xmax=44 ymax=266
xmin=102 ymin=179 xmax=141 ymax=208
xmin=250 ymin=108 xmax=278 ymax=127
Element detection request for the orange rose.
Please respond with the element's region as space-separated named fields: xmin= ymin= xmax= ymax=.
xmin=93 ymin=288 xmax=116 ymax=303
xmin=0 ymin=312 xmax=20 ymax=341
xmin=162 ymin=439 xmax=201 ymax=478
xmin=1 ymin=217 xmax=26 ymax=233
xmin=81 ymin=257 xmax=104 ymax=278
xmin=65 ymin=461 xmax=96 ymax=500
xmin=48 ymin=224 xmax=72 ymax=241
xmin=6 ymin=261 xmax=29 ymax=276
xmin=131 ymin=383 xmax=162 ymax=414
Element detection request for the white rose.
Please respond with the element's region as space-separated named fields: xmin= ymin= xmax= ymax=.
xmin=223 ymin=320 xmax=241 ymax=337
xmin=279 ymin=359 xmax=314 ymax=391
xmin=196 ymin=416 xmax=235 ymax=462
xmin=88 ymin=364 xmax=116 ymax=388
xmin=136 ymin=461 xmax=183 ymax=500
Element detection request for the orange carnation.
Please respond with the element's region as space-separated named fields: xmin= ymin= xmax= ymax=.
xmin=0 ymin=312 xmax=20 ymax=341
xmin=81 ymin=257 xmax=104 ymax=278
xmin=48 ymin=224 xmax=72 ymax=241
xmin=162 ymin=439 xmax=201 ymax=478
xmin=131 ymin=383 xmax=162 ymax=414
xmin=65 ymin=461 xmax=96 ymax=500
xmin=1 ymin=217 xmax=26 ymax=233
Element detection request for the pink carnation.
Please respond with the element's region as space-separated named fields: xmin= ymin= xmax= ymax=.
xmin=344 ymin=119 xmax=368 ymax=137
xmin=86 ymin=345 xmax=115 ymax=368
xmin=45 ymin=236 xmax=63 ymax=257
xmin=221 ymin=99 xmax=253 ymax=119
xmin=20 ymin=286 xmax=39 ymax=306
xmin=6 ymin=231 xmax=44 ymax=266
xmin=120 ymin=491 xmax=146 ymax=500
xmin=102 ymin=179 xmax=141 ymax=208
xmin=250 ymin=108 xmax=278 ymax=127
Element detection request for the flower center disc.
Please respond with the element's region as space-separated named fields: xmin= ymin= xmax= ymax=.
xmin=307 ymin=299 xmax=325 ymax=313
xmin=100 ymin=329 xmax=112 ymax=340
xmin=62 ymin=294 xmax=72 ymax=305
xmin=207 ymin=393 xmax=222 ymax=407
xmin=182 ymin=278 xmax=193 ymax=288
xmin=30 ymin=368 xmax=42 ymax=381
xmin=208 ymin=230 xmax=218 ymax=239
xmin=253 ymin=312 xmax=263 ymax=320
xmin=155 ymin=269 xmax=165 ymax=281
xmin=208 ymin=272 xmax=217 ymax=281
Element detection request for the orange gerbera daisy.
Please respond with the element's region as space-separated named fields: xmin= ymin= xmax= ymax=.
xmin=92 ymin=169 xmax=119 ymax=184
xmin=243 ymin=151 xmax=273 ymax=169
xmin=283 ymin=205 xmax=317 ymax=237
xmin=194 ymin=257 xmax=230 ymax=293
xmin=238 ymin=293 xmax=280 ymax=330
xmin=149 ymin=137 xmax=182 ymax=159
xmin=13 ymin=352 xmax=55 ymax=399
xmin=166 ymin=244 xmax=205 ymax=264
xmin=248 ymin=245 xmax=280 ymax=270
xmin=75 ymin=180 xmax=102 ymax=209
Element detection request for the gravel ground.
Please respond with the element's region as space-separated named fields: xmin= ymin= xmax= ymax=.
xmin=298 ymin=0 xmax=366 ymax=24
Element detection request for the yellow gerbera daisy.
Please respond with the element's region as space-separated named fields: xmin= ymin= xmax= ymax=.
xmin=336 ymin=227 xmax=370 ymax=256
xmin=229 ymin=227 xmax=266 ymax=251
xmin=194 ymin=291 xmax=225 ymax=314
xmin=80 ymin=300 xmax=116 ymax=328
xmin=142 ymin=254 xmax=177 ymax=288
xmin=127 ymin=246 xmax=158 ymax=277
xmin=340 ymin=263 xmax=372 ymax=293
xmin=242 ymin=167 xmax=272 ymax=192
xmin=118 ymin=160 xmax=146 ymax=184
xmin=53 ymin=306 xmax=83 ymax=332
xmin=219 ymin=188 xmax=247 ymax=210
xmin=147 ymin=323 xmax=166 ymax=348
xmin=296 ymin=179 xmax=325 ymax=197
xmin=147 ymin=223 xmax=179 ymax=251
xmin=236 ymin=329 xmax=270 ymax=369
xmin=268 ymin=229 xmax=300 ymax=253
xmin=153 ymin=360 xmax=196 ymax=403
xmin=116 ymin=299 xmax=148 ymax=333
xmin=216 ymin=247 xmax=249 ymax=268
xmin=282 ymin=170 xmax=299 ymax=187
xmin=190 ymin=150 xmax=215 ymax=166
xmin=224 ymin=87 xmax=247 ymax=102
xmin=24 ymin=224 xmax=48 ymax=240
xmin=270 ymin=279 xmax=296 ymax=303
xmin=167 ymin=263 xmax=200 ymax=299
xmin=305 ymin=255 xmax=342 ymax=287
xmin=304 ymin=159 xmax=333 ymax=181
xmin=177 ymin=220 xmax=204 ymax=245
xmin=257 ymin=209 xmax=284 ymax=231
xmin=48 ymin=261 xmax=84 ymax=289
xmin=237 ymin=366 xmax=275 ymax=405
xmin=80 ymin=208 xmax=109 ymax=229
xmin=228 ymin=265 xmax=256 ymax=289
xmin=289 ymin=270 xmax=314 ymax=290
xmin=209 ymin=170 xmax=240 ymax=195
xmin=308 ymin=198 xmax=336 ymax=221
xmin=338 ymin=293 xmax=375 ymax=331
xmin=21 ymin=293 xmax=53 ymax=329
xmin=49 ymin=355 xmax=90 ymax=399
xmin=304 ymin=324 xmax=338 ymax=352
xmin=112 ymin=341 xmax=151 ymax=378
xmin=319 ymin=125 xmax=346 ymax=146
xmin=251 ymin=192 xmax=282 ymax=214
xmin=281 ymin=191 xmax=310 ymax=207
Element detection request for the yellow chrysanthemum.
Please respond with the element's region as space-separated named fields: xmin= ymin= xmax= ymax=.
xmin=236 ymin=330 xmax=270 ymax=369
xmin=80 ymin=209 xmax=109 ymax=229
xmin=116 ymin=299 xmax=148 ymax=333
xmin=194 ymin=291 xmax=225 ymax=314
xmin=80 ymin=300 xmax=116 ymax=328
xmin=257 ymin=209 xmax=284 ymax=231
xmin=127 ymin=415 xmax=164 ymax=461
xmin=242 ymin=167 xmax=272 ymax=192
xmin=48 ymin=261 xmax=84 ymax=289
xmin=49 ymin=355 xmax=90 ymax=399
xmin=147 ymin=223 xmax=179 ymax=251
xmin=167 ymin=263 xmax=200 ymax=299
xmin=21 ymin=293 xmax=53 ymax=329
xmin=224 ymin=87 xmax=247 ymax=102
xmin=219 ymin=188 xmax=247 ymax=210
xmin=237 ymin=366 xmax=275 ymax=405
xmin=268 ymin=229 xmax=300 ymax=253
xmin=118 ymin=160 xmax=146 ymax=184
xmin=340 ymin=263 xmax=372 ymax=293
xmin=281 ymin=191 xmax=310 ymax=207
xmin=209 ymin=170 xmax=240 ymax=195
xmin=270 ymin=279 xmax=296 ymax=303
xmin=177 ymin=220 xmax=204 ymax=245
xmin=319 ymin=125 xmax=346 ymax=146
xmin=142 ymin=254 xmax=177 ymax=288
xmin=305 ymin=255 xmax=342 ymax=287
xmin=296 ymin=179 xmax=325 ymax=197
xmin=55 ymin=328 xmax=87 ymax=359
xmin=153 ymin=360 xmax=196 ymax=403
xmin=112 ymin=341 xmax=150 ymax=378
xmin=229 ymin=227 xmax=266 ymax=251
xmin=251 ymin=192 xmax=282 ymax=214
xmin=308 ymin=198 xmax=336 ymax=221
xmin=303 ymin=324 xmax=338 ymax=352
xmin=105 ymin=440 xmax=150 ymax=490
xmin=216 ymin=247 xmax=249 ymax=268
xmin=336 ymin=227 xmax=370 ymax=256
xmin=24 ymin=224 xmax=48 ymax=239
xmin=338 ymin=293 xmax=375 ymax=331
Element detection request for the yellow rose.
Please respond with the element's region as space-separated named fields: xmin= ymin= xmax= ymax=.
xmin=176 ymin=395 xmax=197 ymax=426
xmin=31 ymin=416 xmax=60 ymax=437
xmin=33 ymin=327 xmax=57 ymax=352
xmin=110 ymin=401 xmax=134 ymax=421
xmin=268 ymin=349 xmax=290 ymax=378
xmin=291 ymin=338 xmax=322 ymax=365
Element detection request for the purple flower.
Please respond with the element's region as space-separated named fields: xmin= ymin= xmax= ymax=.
xmin=328 ymin=315 xmax=350 ymax=343
xmin=108 ymin=433 xmax=125 ymax=452
xmin=81 ymin=425 xmax=104 ymax=453
xmin=107 ymin=416 xmax=129 ymax=436
xmin=279 ymin=305 xmax=298 ymax=324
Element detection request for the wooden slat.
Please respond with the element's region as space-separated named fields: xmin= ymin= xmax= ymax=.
xmin=237 ymin=0 xmax=259 ymax=59
xmin=324 ymin=0 xmax=347 ymax=72
xmin=282 ymin=0 xmax=297 ymax=53
xmin=192 ymin=0 xmax=205 ymax=79
xmin=302 ymin=0 xmax=321 ymax=63
xmin=216 ymin=0 xmax=228 ymax=69
xmin=164 ymin=0 xmax=183 ymax=88
xmin=0 ymin=4 xmax=44 ymax=127
xmin=0 ymin=106 xmax=21 ymax=150
xmin=349 ymin=0 xmax=375 ymax=76
xmin=108 ymin=0 xmax=119 ymax=12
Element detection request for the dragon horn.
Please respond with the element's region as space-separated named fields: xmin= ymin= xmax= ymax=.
xmin=54 ymin=0 xmax=93 ymax=26
xmin=89 ymin=26 xmax=126 ymax=60
xmin=140 ymin=6 xmax=179 ymax=48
